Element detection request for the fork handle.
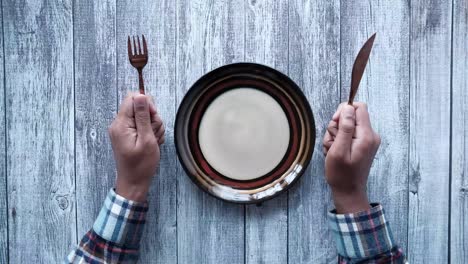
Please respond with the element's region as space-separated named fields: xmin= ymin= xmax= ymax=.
xmin=138 ymin=69 xmax=145 ymax=94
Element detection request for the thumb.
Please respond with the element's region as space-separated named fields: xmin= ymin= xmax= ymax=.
xmin=332 ymin=104 xmax=356 ymax=159
xmin=133 ymin=95 xmax=153 ymax=138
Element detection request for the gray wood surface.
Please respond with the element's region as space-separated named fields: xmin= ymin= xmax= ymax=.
xmin=176 ymin=1 xmax=245 ymax=263
xmin=409 ymin=0 xmax=452 ymax=262
xmin=287 ymin=0 xmax=340 ymax=263
xmin=340 ymin=0 xmax=410 ymax=252
xmin=0 ymin=0 xmax=466 ymax=263
xmin=74 ymin=0 xmax=117 ymax=241
xmin=245 ymin=1 xmax=288 ymax=263
xmin=451 ymin=0 xmax=468 ymax=262
xmin=0 ymin=2 xmax=7 ymax=263
xmin=3 ymin=0 xmax=77 ymax=262
xmin=116 ymin=0 xmax=178 ymax=263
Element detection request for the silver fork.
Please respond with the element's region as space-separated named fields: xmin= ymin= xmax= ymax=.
xmin=127 ymin=35 xmax=148 ymax=94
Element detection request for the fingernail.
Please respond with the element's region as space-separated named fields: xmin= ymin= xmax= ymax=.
xmin=134 ymin=95 xmax=147 ymax=109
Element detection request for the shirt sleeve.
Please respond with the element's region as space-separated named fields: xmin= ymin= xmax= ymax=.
xmin=65 ymin=189 xmax=148 ymax=264
xmin=328 ymin=203 xmax=407 ymax=264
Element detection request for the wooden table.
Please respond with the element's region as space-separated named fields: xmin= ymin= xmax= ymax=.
xmin=0 ymin=0 xmax=466 ymax=263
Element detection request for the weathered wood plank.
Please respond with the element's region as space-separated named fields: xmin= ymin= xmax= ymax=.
xmin=408 ymin=1 xmax=451 ymax=262
xmin=74 ymin=0 xmax=117 ymax=242
xmin=244 ymin=0 xmax=288 ymax=263
xmin=287 ymin=0 xmax=340 ymax=263
xmin=340 ymin=0 xmax=410 ymax=252
xmin=176 ymin=0 xmax=245 ymax=263
xmin=3 ymin=0 xmax=76 ymax=262
xmin=116 ymin=0 xmax=177 ymax=262
xmin=0 ymin=2 xmax=7 ymax=263
xmin=451 ymin=0 xmax=468 ymax=262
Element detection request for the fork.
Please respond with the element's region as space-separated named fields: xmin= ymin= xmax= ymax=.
xmin=128 ymin=35 xmax=148 ymax=94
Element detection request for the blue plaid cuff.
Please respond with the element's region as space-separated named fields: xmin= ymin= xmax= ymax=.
xmin=328 ymin=204 xmax=396 ymax=259
xmin=92 ymin=189 xmax=148 ymax=248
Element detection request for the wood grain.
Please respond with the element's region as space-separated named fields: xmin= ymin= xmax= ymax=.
xmin=244 ymin=0 xmax=288 ymax=263
xmin=0 ymin=3 xmax=7 ymax=262
xmin=74 ymin=0 xmax=117 ymax=241
xmin=451 ymin=0 xmax=468 ymax=262
xmin=287 ymin=0 xmax=340 ymax=263
xmin=409 ymin=1 xmax=452 ymax=262
xmin=0 ymin=1 xmax=467 ymax=262
xmin=176 ymin=0 xmax=245 ymax=263
xmin=340 ymin=0 xmax=410 ymax=251
xmin=3 ymin=0 xmax=76 ymax=262
xmin=116 ymin=0 xmax=178 ymax=262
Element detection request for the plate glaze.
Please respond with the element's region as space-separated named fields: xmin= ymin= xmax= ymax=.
xmin=175 ymin=63 xmax=315 ymax=203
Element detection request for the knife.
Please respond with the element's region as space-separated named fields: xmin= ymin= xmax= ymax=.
xmin=348 ymin=33 xmax=377 ymax=105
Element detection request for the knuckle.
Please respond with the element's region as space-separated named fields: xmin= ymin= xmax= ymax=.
xmin=358 ymin=102 xmax=368 ymax=109
xmin=143 ymin=136 xmax=158 ymax=148
xmin=343 ymin=114 xmax=355 ymax=122
xmin=374 ymin=133 xmax=382 ymax=146
xmin=328 ymin=151 xmax=346 ymax=164
xmin=341 ymin=122 xmax=355 ymax=133
xmin=357 ymin=143 xmax=371 ymax=153
xmin=342 ymin=158 xmax=352 ymax=167
xmin=108 ymin=122 xmax=117 ymax=137
xmin=322 ymin=137 xmax=327 ymax=146
xmin=362 ymin=135 xmax=374 ymax=145
xmin=122 ymin=149 xmax=137 ymax=159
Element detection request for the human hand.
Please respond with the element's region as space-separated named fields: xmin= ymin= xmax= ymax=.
xmin=108 ymin=92 xmax=165 ymax=202
xmin=322 ymin=102 xmax=380 ymax=213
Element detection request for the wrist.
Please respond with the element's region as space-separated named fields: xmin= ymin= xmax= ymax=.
xmin=115 ymin=180 xmax=150 ymax=202
xmin=331 ymin=189 xmax=370 ymax=214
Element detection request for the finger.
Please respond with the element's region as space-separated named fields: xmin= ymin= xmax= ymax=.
xmin=118 ymin=92 xmax=139 ymax=118
xmin=133 ymin=94 xmax=154 ymax=141
xmin=322 ymin=130 xmax=334 ymax=150
xmin=147 ymin=96 xmax=157 ymax=113
xmin=353 ymin=102 xmax=371 ymax=127
xmin=147 ymin=98 xmax=160 ymax=123
xmin=323 ymin=146 xmax=328 ymax=156
xmin=155 ymin=122 xmax=165 ymax=140
xmin=332 ymin=103 xmax=346 ymax=122
xmin=151 ymin=122 xmax=158 ymax=135
xmin=151 ymin=114 xmax=163 ymax=128
xmin=158 ymin=134 xmax=165 ymax=145
xmin=149 ymin=101 xmax=157 ymax=115
xmin=353 ymin=102 xmax=374 ymax=138
xmin=331 ymin=104 xmax=356 ymax=160
xmin=323 ymin=139 xmax=333 ymax=150
xmin=327 ymin=120 xmax=339 ymax=138
xmin=151 ymin=116 xmax=163 ymax=136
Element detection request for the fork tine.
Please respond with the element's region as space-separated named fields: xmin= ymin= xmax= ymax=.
xmin=133 ymin=36 xmax=138 ymax=55
xmin=142 ymin=35 xmax=148 ymax=55
xmin=137 ymin=36 xmax=142 ymax=55
xmin=127 ymin=36 xmax=132 ymax=57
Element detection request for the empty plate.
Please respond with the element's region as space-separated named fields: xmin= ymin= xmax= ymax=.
xmin=175 ymin=63 xmax=315 ymax=203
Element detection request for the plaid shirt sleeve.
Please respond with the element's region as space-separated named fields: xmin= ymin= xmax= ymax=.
xmin=65 ymin=189 xmax=148 ymax=264
xmin=328 ymin=203 xmax=407 ymax=264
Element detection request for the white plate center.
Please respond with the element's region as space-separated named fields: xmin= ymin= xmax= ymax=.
xmin=198 ymin=88 xmax=290 ymax=181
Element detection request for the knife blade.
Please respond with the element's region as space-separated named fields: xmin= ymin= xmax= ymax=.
xmin=348 ymin=33 xmax=377 ymax=105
